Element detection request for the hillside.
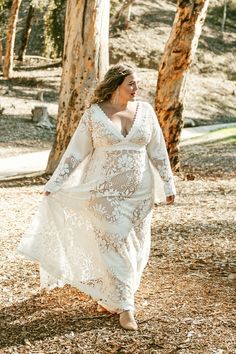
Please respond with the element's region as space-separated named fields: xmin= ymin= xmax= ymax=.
xmin=110 ymin=0 xmax=236 ymax=125
xmin=0 ymin=0 xmax=236 ymax=159
xmin=1 ymin=1 xmax=236 ymax=126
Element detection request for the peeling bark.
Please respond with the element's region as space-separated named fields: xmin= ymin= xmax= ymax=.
xmin=155 ymin=0 xmax=209 ymax=171
xmin=46 ymin=0 xmax=109 ymax=173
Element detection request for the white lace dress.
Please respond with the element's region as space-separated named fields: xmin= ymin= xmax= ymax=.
xmin=17 ymin=101 xmax=176 ymax=313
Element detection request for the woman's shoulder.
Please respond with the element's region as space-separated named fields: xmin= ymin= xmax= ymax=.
xmin=81 ymin=103 xmax=104 ymax=127
xmin=83 ymin=103 xmax=99 ymax=117
xmin=138 ymin=100 xmax=154 ymax=110
xmin=80 ymin=104 xmax=97 ymax=125
xmin=138 ymin=101 xmax=156 ymax=117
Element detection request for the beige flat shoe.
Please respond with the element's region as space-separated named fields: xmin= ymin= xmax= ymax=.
xmin=119 ymin=310 xmax=138 ymax=330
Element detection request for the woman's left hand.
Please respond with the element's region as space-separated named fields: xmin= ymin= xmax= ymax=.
xmin=166 ymin=195 xmax=175 ymax=205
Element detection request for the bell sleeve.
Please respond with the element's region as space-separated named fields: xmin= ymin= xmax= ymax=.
xmin=44 ymin=109 xmax=93 ymax=193
xmin=146 ymin=104 xmax=176 ymax=197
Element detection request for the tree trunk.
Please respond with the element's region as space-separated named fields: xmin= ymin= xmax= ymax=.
xmin=0 ymin=30 xmax=3 ymax=68
xmin=43 ymin=0 xmax=66 ymax=59
xmin=3 ymin=0 xmax=22 ymax=78
xmin=123 ymin=4 xmax=133 ymax=29
xmin=221 ymin=0 xmax=227 ymax=33
xmin=46 ymin=0 xmax=110 ymax=173
xmin=110 ymin=0 xmax=135 ymax=29
xmin=155 ymin=0 xmax=209 ymax=172
xmin=17 ymin=5 xmax=35 ymax=61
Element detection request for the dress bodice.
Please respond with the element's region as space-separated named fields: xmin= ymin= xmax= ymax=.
xmin=84 ymin=103 xmax=153 ymax=149
xmin=44 ymin=101 xmax=176 ymax=198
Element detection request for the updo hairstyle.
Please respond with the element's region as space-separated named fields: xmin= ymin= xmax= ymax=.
xmin=90 ymin=63 xmax=135 ymax=104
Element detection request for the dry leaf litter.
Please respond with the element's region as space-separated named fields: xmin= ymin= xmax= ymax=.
xmin=0 ymin=140 xmax=236 ymax=354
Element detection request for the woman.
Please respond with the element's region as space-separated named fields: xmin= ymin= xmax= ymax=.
xmin=17 ymin=63 xmax=176 ymax=331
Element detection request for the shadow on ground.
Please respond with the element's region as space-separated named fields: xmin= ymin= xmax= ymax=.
xmin=0 ymin=290 xmax=116 ymax=349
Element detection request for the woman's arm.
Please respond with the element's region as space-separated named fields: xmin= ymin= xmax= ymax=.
xmin=146 ymin=104 xmax=176 ymax=201
xmin=44 ymin=109 xmax=93 ymax=193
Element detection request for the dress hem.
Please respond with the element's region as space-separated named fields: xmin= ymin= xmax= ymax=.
xmin=17 ymin=247 xmax=135 ymax=314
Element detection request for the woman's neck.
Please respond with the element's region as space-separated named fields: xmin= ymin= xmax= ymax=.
xmin=109 ymin=99 xmax=129 ymax=111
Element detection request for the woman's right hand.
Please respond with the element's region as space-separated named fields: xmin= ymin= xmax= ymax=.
xmin=43 ymin=191 xmax=51 ymax=196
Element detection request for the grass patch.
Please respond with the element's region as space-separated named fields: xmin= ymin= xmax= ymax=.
xmin=203 ymin=126 xmax=236 ymax=139
xmin=189 ymin=126 xmax=236 ymax=143
xmin=217 ymin=135 xmax=236 ymax=144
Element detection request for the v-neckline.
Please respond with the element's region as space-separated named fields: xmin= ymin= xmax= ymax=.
xmin=96 ymin=102 xmax=141 ymax=140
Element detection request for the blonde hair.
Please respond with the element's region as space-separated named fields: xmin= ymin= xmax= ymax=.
xmin=90 ymin=63 xmax=135 ymax=104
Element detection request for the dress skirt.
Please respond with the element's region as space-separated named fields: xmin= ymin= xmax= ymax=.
xmin=18 ymin=145 xmax=154 ymax=313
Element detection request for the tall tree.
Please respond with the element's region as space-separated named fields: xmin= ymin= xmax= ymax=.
xmin=17 ymin=4 xmax=35 ymax=61
xmin=0 ymin=1 xmax=9 ymax=69
xmin=155 ymin=0 xmax=209 ymax=171
xmin=110 ymin=0 xmax=135 ymax=29
xmin=0 ymin=4 xmax=3 ymax=68
xmin=221 ymin=0 xmax=227 ymax=33
xmin=46 ymin=0 xmax=110 ymax=173
xmin=0 ymin=30 xmax=3 ymax=68
xmin=3 ymin=0 xmax=22 ymax=78
xmin=44 ymin=0 xmax=66 ymax=58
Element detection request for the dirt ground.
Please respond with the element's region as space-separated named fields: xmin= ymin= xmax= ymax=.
xmin=0 ymin=156 xmax=236 ymax=353
xmin=1 ymin=108 xmax=236 ymax=353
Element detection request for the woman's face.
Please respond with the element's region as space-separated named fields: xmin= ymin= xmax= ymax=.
xmin=118 ymin=73 xmax=139 ymax=102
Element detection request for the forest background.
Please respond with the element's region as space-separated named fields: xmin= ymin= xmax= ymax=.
xmin=0 ymin=0 xmax=236 ymax=353
xmin=0 ymin=0 xmax=236 ymax=171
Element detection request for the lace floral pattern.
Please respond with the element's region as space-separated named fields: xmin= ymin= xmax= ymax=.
xmin=44 ymin=109 xmax=93 ymax=193
xmin=146 ymin=104 xmax=176 ymax=197
xmin=51 ymin=155 xmax=82 ymax=187
xmin=102 ymin=150 xmax=145 ymax=195
xmin=18 ymin=101 xmax=176 ymax=313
